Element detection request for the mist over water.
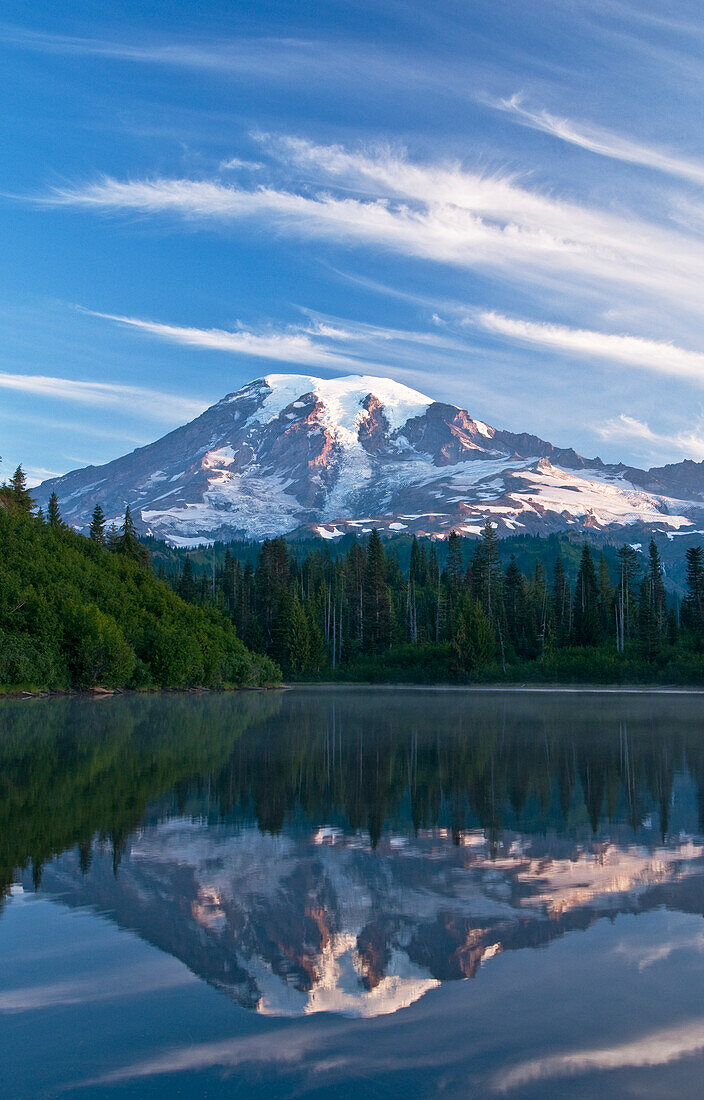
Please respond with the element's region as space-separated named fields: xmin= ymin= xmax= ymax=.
xmin=3 ymin=688 xmax=704 ymax=1097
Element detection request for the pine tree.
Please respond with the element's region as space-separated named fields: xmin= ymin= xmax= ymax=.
xmin=105 ymin=523 xmax=120 ymax=551
xmin=9 ymin=466 xmax=33 ymax=512
xmin=597 ymin=553 xmax=613 ymax=634
xmin=572 ymin=545 xmax=601 ymax=646
xmin=89 ymin=503 xmax=106 ymax=545
xmin=117 ymin=506 xmax=149 ymax=565
xmin=47 ymin=491 xmax=63 ymax=529
xmin=178 ymin=556 xmax=196 ymax=602
xmin=446 ymin=530 xmax=464 ymax=614
xmin=504 ymin=555 xmax=530 ymax=657
xmin=615 ymin=544 xmax=640 ymax=651
xmin=363 ymin=529 xmax=391 ymax=651
xmin=552 ymin=555 xmax=571 ymax=646
xmin=639 ymin=539 xmax=667 ymax=659
xmin=682 ymin=546 xmax=704 ymax=639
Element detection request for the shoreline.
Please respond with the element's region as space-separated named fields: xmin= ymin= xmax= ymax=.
xmin=4 ymin=682 xmax=704 ymax=698
xmin=288 ymin=682 xmax=704 ymax=694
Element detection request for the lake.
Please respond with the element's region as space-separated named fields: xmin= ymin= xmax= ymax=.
xmin=3 ymin=687 xmax=704 ymax=1097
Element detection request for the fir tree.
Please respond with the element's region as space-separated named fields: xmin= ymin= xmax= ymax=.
xmin=9 ymin=465 xmax=33 ymax=512
xmin=552 ymin=555 xmax=571 ymax=646
xmin=178 ymin=556 xmax=196 ymax=603
xmin=105 ymin=523 xmax=120 ymax=551
xmin=616 ymin=544 xmax=640 ymax=651
xmin=504 ymin=555 xmax=530 ymax=657
xmin=597 ymin=553 xmax=613 ymax=635
xmin=639 ymin=539 xmax=667 ymax=659
xmin=89 ymin=503 xmax=106 ymax=545
xmin=47 ymin=491 xmax=63 ymax=529
xmin=363 ymin=529 xmax=391 ymax=651
xmin=446 ymin=530 xmax=464 ymax=614
xmin=682 ymin=546 xmax=704 ymax=639
xmin=572 ymin=545 xmax=601 ymax=646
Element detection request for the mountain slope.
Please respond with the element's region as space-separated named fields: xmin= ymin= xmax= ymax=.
xmin=34 ymin=374 xmax=704 ymax=545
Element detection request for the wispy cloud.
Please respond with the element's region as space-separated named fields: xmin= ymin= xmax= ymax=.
xmin=219 ymin=157 xmax=263 ymax=172
xmin=493 ymin=1018 xmax=704 ymax=1092
xmin=39 ymin=137 xmax=704 ymax=314
xmin=0 ymin=369 xmax=204 ymax=421
xmin=0 ymin=23 xmax=314 ymax=76
xmin=495 ymin=93 xmax=704 ymax=185
xmin=84 ymin=307 xmax=471 ymax=375
xmin=476 ymin=311 xmax=704 ymax=381
xmin=597 ymin=414 xmax=704 ymax=461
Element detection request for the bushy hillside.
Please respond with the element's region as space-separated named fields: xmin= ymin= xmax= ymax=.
xmin=0 ymin=506 xmax=279 ymax=691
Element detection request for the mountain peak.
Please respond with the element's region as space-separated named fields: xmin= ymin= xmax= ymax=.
xmin=221 ymin=373 xmax=435 ymax=435
xmin=33 ymin=372 xmax=700 ymax=545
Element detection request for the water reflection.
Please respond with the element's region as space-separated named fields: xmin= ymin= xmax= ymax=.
xmin=3 ymin=689 xmax=704 ymax=1020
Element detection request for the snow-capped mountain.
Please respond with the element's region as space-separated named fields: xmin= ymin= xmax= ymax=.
xmin=34 ymin=373 xmax=704 ymax=545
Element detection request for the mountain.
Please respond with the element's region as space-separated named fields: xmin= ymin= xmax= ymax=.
xmin=34 ymin=373 xmax=704 ymax=545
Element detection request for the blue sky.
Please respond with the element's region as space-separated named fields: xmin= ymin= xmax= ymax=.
xmin=4 ymin=0 xmax=704 ymax=483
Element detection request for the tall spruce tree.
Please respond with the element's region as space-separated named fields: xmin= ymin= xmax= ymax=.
xmin=682 ymin=546 xmax=704 ymax=639
xmin=572 ymin=545 xmax=601 ymax=645
xmin=9 ymin=465 xmax=33 ymax=512
xmin=178 ymin=556 xmax=196 ymax=603
xmin=639 ymin=539 xmax=667 ymax=659
xmin=552 ymin=555 xmax=571 ymax=646
xmin=89 ymin=503 xmax=106 ymax=544
xmin=504 ymin=555 xmax=530 ymax=658
xmin=117 ymin=506 xmax=149 ymax=565
xmin=47 ymin=491 xmax=63 ymax=528
xmin=363 ymin=529 xmax=391 ymax=651
xmin=616 ymin=544 xmax=640 ymax=651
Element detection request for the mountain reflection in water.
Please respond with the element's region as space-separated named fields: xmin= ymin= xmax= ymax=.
xmin=3 ymin=688 xmax=704 ymax=1020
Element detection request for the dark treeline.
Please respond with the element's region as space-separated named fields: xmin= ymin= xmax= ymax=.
xmin=167 ymin=520 xmax=704 ymax=682
xmin=0 ymin=467 xmax=278 ymax=690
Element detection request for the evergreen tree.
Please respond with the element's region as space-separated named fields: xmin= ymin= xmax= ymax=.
xmin=9 ymin=466 xmax=33 ymax=512
xmin=639 ymin=539 xmax=667 ymax=659
xmin=89 ymin=503 xmax=106 ymax=545
xmin=178 ymin=556 xmax=196 ymax=602
xmin=504 ymin=555 xmax=531 ymax=657
xmin=116 ymin=506 xmax=149 ymax=564
xmin=682 ymin=546 xmax=704 ymax=639
xmin=47 ymin=491 xmax=63 ymax=529
xmin=446 ymin=530 xmax=464 ymax=615
xmin=105 ymin=523 xmax=120 ymax=551
xmin=284 ymin=595 xmax=311 ymax=675
xmin=452 ymin=593 xmax=496 ymax=670
xmin=552 ymin=555 xmax=571 ymax=646
xmin=572 ymin=545 xmax=601 ymax=646
xmin=363 ymin=529 xmax=391 ymax=651
xmin=615 ymin=544 xmax=640 ymax=651
xmin=597 ymin=553 xmax=613 ymax=635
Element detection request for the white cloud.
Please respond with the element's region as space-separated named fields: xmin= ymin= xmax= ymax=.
xmin=493 ymin=1019 xmax=704 ymax=1092
xmin=596 ymin=414 xmax=704 ymax=462
xmin=41 ymin=137 xmax=704 ymax=314
xmin=495 ymin=93 xmax=704 ymax=185
xmin=597 ymin=415 xmax=665 ymax=446
xmin=476 ymin=311 xmax=704 ymax=382
xmin=84 ymin=308 xmax=470 ymax=373
xmin=0 ymin=369 xmax=204 ymax=422
xmin=219 ymin=157 xmax=263 ymax=171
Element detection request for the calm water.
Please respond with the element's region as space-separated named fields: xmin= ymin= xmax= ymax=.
xmin=3 ymin=689 xmax=704 ymax=1098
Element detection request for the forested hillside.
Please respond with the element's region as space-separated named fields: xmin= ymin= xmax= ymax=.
xmin=0 ymin=469 xmax=278 ymax=691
